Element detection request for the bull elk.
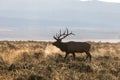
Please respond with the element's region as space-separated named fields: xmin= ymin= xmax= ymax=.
xmin=52 ymin=29 xmax=91 ymax=61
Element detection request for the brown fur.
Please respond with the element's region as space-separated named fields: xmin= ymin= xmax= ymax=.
xmin=52 ymin=41 xmax=91 ymax=61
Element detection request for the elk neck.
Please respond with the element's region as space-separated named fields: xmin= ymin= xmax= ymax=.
xmin=52 ymin=41 xmax=67 ymax=52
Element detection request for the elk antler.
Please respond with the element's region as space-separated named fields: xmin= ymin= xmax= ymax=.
xmin=53 ymin=28 xmax=75 ymax=41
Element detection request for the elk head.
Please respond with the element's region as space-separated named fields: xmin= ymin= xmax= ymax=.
xmin=52 ymin=28 xmax=74 ymax=47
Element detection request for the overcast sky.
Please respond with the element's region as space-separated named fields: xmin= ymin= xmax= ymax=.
xmin=0 ymin=0 xmax=120 ymax=42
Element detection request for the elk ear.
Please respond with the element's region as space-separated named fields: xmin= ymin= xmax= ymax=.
xmin=58 ymin=39 xmax=62 ymax=42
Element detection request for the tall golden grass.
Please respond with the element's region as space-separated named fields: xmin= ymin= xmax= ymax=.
xmin=0 ymin=41 xmax=120 ymax=80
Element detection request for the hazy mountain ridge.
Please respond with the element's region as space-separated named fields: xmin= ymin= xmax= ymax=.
xmin=0 ymin=0 xmax=120 ymax=40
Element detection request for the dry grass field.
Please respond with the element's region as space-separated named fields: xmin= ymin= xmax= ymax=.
xmin=0 ymin=41 xmax=120 ymax=80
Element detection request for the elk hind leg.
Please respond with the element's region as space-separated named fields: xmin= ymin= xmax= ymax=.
xmin=85 ymin=52 xmax=91 ymax=61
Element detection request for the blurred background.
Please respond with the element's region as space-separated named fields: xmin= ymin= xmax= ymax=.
xmin=0 ymin=0 xmax=120 ymax=42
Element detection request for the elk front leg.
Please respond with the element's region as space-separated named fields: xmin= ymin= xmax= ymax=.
xmin=72 ymin=52 xmax=75 ymax=60
xmin=64 ymin=52 xmax=69 ymax=59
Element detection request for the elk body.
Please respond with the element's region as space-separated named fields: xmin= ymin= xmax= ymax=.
xmin=52 ymin=29 xmax=91 ymax=61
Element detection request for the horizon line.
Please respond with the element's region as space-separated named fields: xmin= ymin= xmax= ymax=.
xmin=0 ymin=39 xmax=119 ymax=43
